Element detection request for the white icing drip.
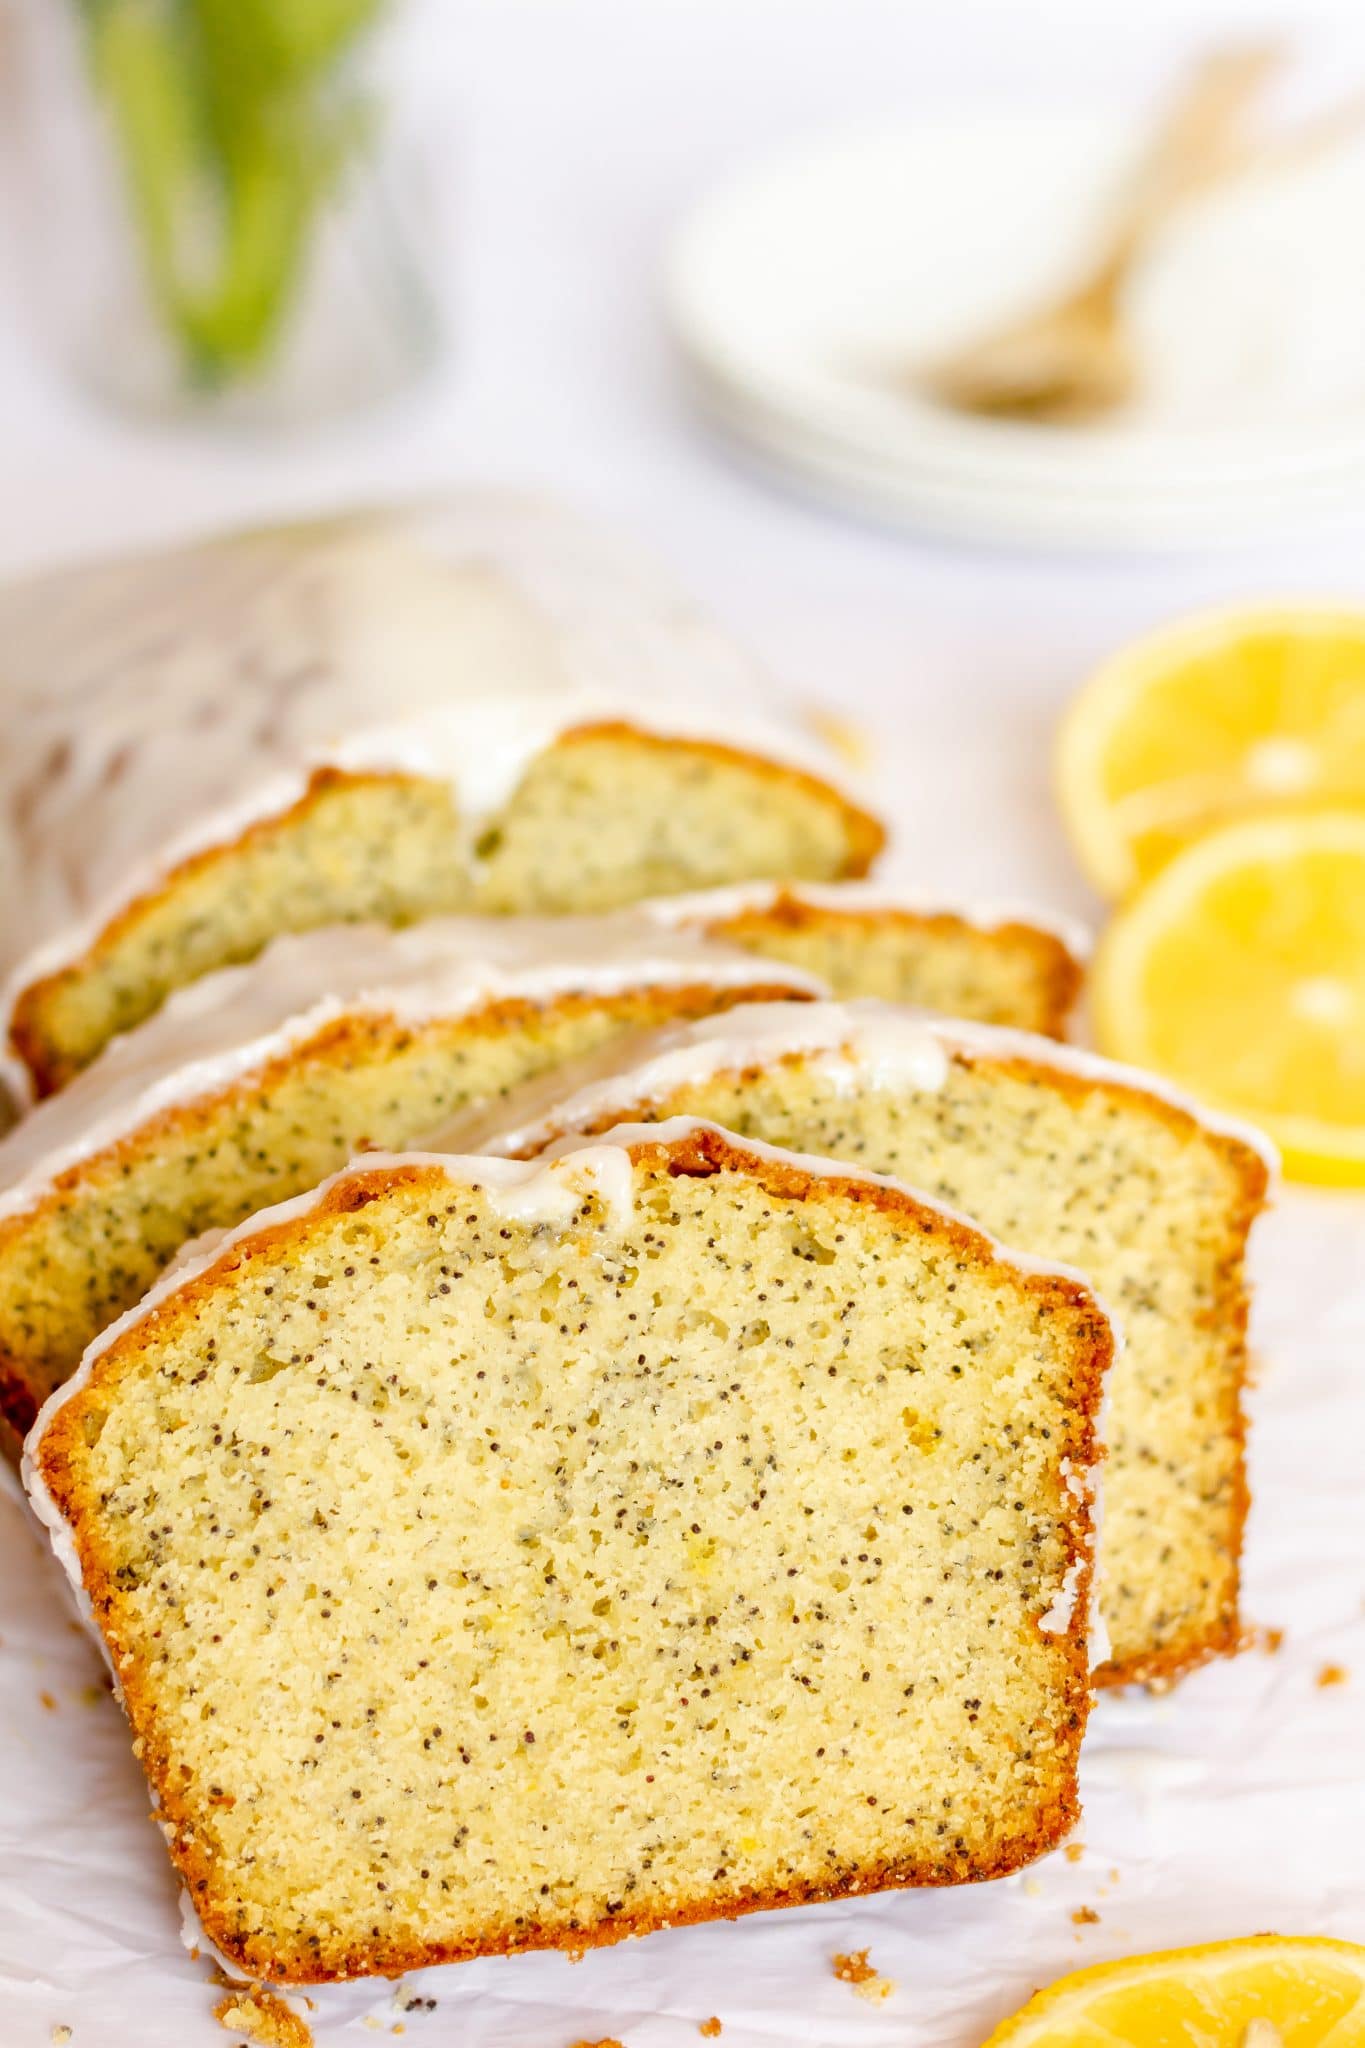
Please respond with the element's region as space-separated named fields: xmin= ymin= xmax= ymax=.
xmin=481 ymin=997 xmax=1280 ymax=1175
xmin=0 ymin=912 xmax=822 ymax=1228
xmin=461 ymin=1145 xmax=638 ymax=1232
xmin=532 ymin=1115 xmax=1112 ymax=1298
xmin=1038 ymin=1559 xmax=1087 ymax=1637
xmin=0 ymin=498 xmax=873 ymax=1051
xmin=648 ymin=877 xmax=1093 ymax=961
xmin=1038 ymin=1372 xmax=1113 ymax=1666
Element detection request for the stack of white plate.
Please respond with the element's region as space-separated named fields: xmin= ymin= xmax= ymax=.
xmin=666 ymin=113 xmax=1365 ymax=550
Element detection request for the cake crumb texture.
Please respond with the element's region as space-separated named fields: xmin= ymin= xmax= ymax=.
xmin=509 ymin=1034 xmax=1266 ymax=1684
xmin=37 ymin=1126 xmax=1106 ymax=1983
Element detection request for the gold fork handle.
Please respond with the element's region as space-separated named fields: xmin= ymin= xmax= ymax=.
xmin=1083 ymin=43 xmax=1284 ymax=299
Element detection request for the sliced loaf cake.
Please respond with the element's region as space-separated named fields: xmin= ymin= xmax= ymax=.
xmin=654 ymin=882 xmax=1085 ymax=1036
xmin=28 ymin=1121 xmax=1111 ymax=1982
xmin=476 ymin=1002 xmax=1274 ymax=1688
xmin=0 ymin=503 xmax=881 ymax=1097
xmin=4 ymin=709 xmax=879 ymax=1098
xmin=0 ymin=915 xmax=817 ymax=1436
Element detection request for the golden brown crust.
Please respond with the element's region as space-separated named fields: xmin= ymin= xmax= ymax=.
xmin=555 ymin=722 xmax=886 ymax=880
xmin=969 ymin=1055 xmax=1268 ymax=1689
xmin=707 ymin=891 xmax=1083 ymax=1038
xmin=10 ymin=726 xmax=882 ymax=1096
xmin=10 ymin=769 xmax=413 ymax=1098
xmin=0 ymin=977 xmax=810 ymax=1445
xmin=37 ymin=1122 xmax=1107 ymax=1985
xmin=969 ymin=1061 xmax=1267 ymax=1690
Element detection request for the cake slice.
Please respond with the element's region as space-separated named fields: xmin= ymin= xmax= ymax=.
xmin=28 ymin=1120 xmax=1112 ymax=1984
xmin=0 ymin=914 xmax=817 ymax=1438
xmin=653 ymin=882 xmax=1085 ymax=1036
xmin=0 ymin=503 xmax=881 ymax=1098
xmin=3 ymin=711 xmax=878 ymax=1099
xmin=476 ymin=1002 xmax=1275 ymax=1689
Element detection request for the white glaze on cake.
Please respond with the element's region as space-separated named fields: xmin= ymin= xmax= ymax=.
xmin=471 ymin=998 xmax=1280 ymax=1174
xmin=0 ymin=498 xmax=873 ymax=1065
xmin=0 ymin=913 xmax=823 ymax=1227
xmin=22 ymin=1116 xmax=1111 ymax=1669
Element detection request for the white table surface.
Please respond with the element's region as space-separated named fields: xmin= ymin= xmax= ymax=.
xmin=1 ymin=7 xmax=1364 ymax=2045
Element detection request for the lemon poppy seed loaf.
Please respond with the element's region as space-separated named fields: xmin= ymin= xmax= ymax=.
xmin=0 ymin=501 xmax=881 ymax=1098
xmin=28 ymin=1120 xmax=1111 ymax=1983
xmin=0 ymin=913 xmax=819 ymax=1437
xmin=4 ymin=712 xmax=879 ymax=1099
xmin=475 ymin=1001 xmax=1274 ymax=1688
xmin=656 ymin=882 xmax=1085 ymax=1037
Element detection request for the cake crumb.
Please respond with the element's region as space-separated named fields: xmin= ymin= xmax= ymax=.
xmin=833 ymin=1950 xmax=896 ymax=2002
xmin=1317 ymin=1662 xmax=1349 ymax=1688
xmin=700 ymin=2022 xmax=723 ymax=2038
xmin=39 ymin=1690 xmax=57 ymax=1710
xmin=51 ymin=2029 xmax=72 ymax=2045
xmin=391 ymin=1985 xmax=437 ymax=2015
xmin=1259 ymin=1626 xmax=1285 ymax=1655
xmin=567 ymin=2039 xmax=626 ymax=2048
xmin=212 ymin=1984 xmax=312 ymax=2048
xmin=1064 ymin=1843 xmax=1085 ymax=1864
xmin=804 ymin=704 xmax=872 ymax=770
xmin=1072 ymin=1906 xmax=1100 ymax=1925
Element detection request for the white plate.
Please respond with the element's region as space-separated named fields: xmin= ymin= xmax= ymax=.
xmin=667 ymin=114 xmax=1365 ymax=540
xmin=684 ymin=351 xmax=1365 ymax=551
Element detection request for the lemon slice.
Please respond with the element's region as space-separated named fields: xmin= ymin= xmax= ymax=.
xmin=1058 ymin=606 xmax=1365 ymax=898
xmin=980 ymin=1936 xmax=1365 ymax=2048
xmin=1093 ymin=810 xmax=1365 ymax=1183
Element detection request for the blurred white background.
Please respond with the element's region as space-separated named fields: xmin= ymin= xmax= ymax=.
xmin=4 ymin=0 xmax=1365 ymax=909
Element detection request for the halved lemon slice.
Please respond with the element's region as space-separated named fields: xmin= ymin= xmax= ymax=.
xmin=980 ymin=1936 xmax=1365 ymax=2048
xmin=1058 ymin=606 xmax=1365 ymax=898
xmin=1093 ymin=810 xmax=1365 ymax=1183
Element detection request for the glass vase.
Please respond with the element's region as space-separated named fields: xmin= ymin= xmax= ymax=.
xmin=17 ymin=0 xmax=443 ymax=425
